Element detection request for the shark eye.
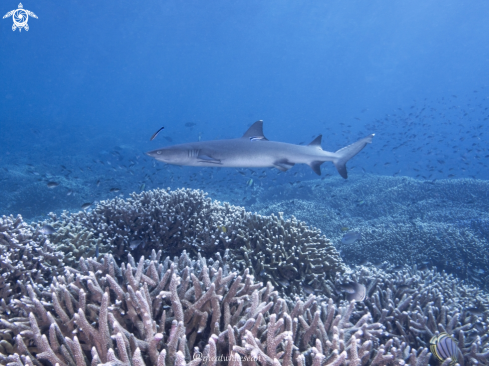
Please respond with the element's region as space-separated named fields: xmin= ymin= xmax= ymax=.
xmin=157 ymin=151 xmax=162 ymax=155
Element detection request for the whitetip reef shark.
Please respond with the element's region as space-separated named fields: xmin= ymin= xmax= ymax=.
xmin=146 ymin=121 xmax=374 ymax=178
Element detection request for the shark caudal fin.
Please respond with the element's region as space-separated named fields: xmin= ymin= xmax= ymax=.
xmin=333 ymin=134 xmax=375 ymax=179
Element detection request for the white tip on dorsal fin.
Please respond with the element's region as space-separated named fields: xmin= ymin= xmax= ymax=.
xmin=242 ymin=120 xmax=268 ymax=140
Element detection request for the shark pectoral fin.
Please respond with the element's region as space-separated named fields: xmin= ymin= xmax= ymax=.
xmin=273 ymin=159 xmax=295 ymax=172
xmin=309 ymin=161 xmax=324 ymax=175
xmin=197 ymin=154 xmax=222 ymax=164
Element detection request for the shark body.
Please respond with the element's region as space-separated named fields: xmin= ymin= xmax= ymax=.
xmin=146 ymin=121 xmax=374 ymax=178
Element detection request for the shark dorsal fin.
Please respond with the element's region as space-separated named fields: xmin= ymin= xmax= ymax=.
xmin=308 ymin=135 xmax=322 ymax=147
xmin=242 ymin=120 xmax=267 ymax=140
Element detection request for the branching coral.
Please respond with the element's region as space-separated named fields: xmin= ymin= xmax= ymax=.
xmin=0 ymin=252 xmax=433 ymax=366
xmin=0 ymin=215 xmax=64 ymax=319
xmin=42 ymin=188 xmax=344 ymax=295
xmin=251 ymin=176 xmax=489 ymax=289
xmin=331 ymin=264 xmax=489 ymax=365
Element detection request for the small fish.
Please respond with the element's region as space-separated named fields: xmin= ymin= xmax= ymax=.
xmin=341 ymin=231 xmax=361 ymax=244
xmin=338 ymin=282 xmax=366 ymax=301
xmin=218 ymin=226 xmax=227 ymax=233
xmin=185 ymin=122 xmax=196 ymax=127
xmin=129 ymin=239 xmax=143 ymax=250
xmin=249 ymin=136 xmax=268 ymax=142
xmin=110 ymin=188 xmax=120 ymax=192
xmin=95 ymin=243 xmax=99 ymax=258
xmin=430 ymin=333 xmax=458 ymax=366
xmin=40 ymin=224 xmax=56 ymax=235
xmin=150 ymin=126 xmax=165 ymax=141
xmin=140 ymin=183 xmax=146 ymax=191
xmin=47 ymin=181 xmax=59 ymax=188
xmin=276 ymin=279 xmax=290 ymax=287
xmin=247 ymin=179 xmax=253 ymax=187
xmin=81 ymin=202 xmax=92 ymax=210
xmin=465 ymin=305 xmax=487 ymax=316
xmin=341 ymin=227 xmax=349 ymax=232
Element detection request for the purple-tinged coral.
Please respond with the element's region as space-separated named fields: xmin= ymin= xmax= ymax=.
xmin=43 ymin=188 xmax=344 ymax=295
xmin=332 ymin=264 xmax=489 ymax=365
xmin=250 ymin=176 xmax=489 ymax=289
xmin=0 ymin=214 xmax=64 ymax=319
xmin=0 ymin=252 xmax=435 ymax=366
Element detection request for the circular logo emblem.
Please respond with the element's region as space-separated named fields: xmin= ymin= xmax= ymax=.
xmin=13 ymin=8 xmax=28 ymax=28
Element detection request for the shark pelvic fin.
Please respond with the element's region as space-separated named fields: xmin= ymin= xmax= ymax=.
xmin=197 ymin=154 xmax=221 ymax=164
xmin=309 ymin=161 xmax=324 ymax=175
xmin=308 ymin=135 xmax=322 ymax=147
xmin=242 ymin=120 xmax=268 ymax=140
xmin=333 ymin=134 xmax=375 ymax=179
xmin=273 ymin=159 xmax=295 ymax=172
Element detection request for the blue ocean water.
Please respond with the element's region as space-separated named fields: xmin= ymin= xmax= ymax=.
xmin=2 ymin=3 xmax=489 ymax=365
xmin=1 ymin=1 xmax=488 ymax=223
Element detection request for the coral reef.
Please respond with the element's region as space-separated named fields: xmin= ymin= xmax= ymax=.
xmin=42 ymin=188 xmax=344 ymax=294
xmin=0 ymin=248 xmax=488 ymax=365
xmin=1 ymin=185 xmax=489 ymax=365
xmin=0 ymin=214 xmax=64 ymax=314
xmin=250 ymin=175 xmax=489 ymax=288
xmin=0 ymin=252 xmax=438 ymax=366
xmin=330 ymin=264 xmax=489 ymax=365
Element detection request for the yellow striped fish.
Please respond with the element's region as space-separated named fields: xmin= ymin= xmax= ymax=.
xmin=430 ymin=333 xmax=458 ymax=366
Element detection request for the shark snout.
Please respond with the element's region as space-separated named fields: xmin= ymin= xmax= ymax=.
xmin=145 ymin=149 xmax=160 ymax=157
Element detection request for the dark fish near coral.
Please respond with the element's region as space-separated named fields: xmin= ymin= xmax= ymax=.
xmin=47 ymin=181 xmax=59 ymax=188
xmin=338 ymin=282 xmax=366 ymax=301
xmin=430 ymin=333 xmax=458 ymax=365
xmin=341 ymin=231 xmax=361 ymax=244
xmin=110 ymin=188 xmax=120 ymax=192
xmin=465 ymin=304 xmax=487 ymax=316
xmin=40 ymin=224 xmax=56 ymax=235
xmin=185 ymin=122 xmax=196 ymax=127
xmin=391 ymin=264 xmax=404 ymax=271
xmin=81 ymin=202 xmax=92 ymax=210
xmin=150 ymin=126 xmax=165 ymax=141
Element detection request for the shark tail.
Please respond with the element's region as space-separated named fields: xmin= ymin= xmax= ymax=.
xmin=333 ymin=134 xmax=375 ymax=179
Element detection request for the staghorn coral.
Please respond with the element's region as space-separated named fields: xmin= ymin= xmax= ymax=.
xmin=0 ymin=215 xmax=64 ymax=320
xmin=250 ymin=175 xmax=489 ymax=289
xmin=42 ymin=188 xmax=344 ymax=295
xmin=0 ymin=251 xmax=433 ymax=366
xmin=331 ymin=264 xmax=489 ymax=365
xmin=33 ymin=218 xmax=109 ymax=264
